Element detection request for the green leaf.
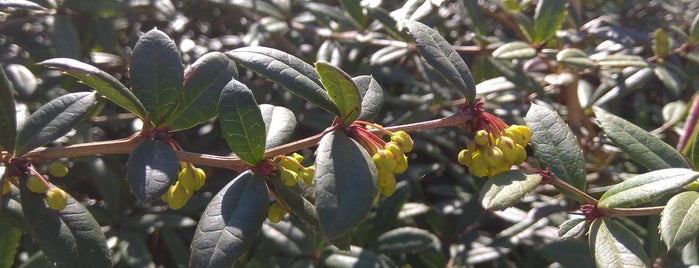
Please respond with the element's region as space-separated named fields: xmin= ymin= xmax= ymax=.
xmin=260 ymin=104 xmax=296 ymax=149
xmin=0 ymin=220 xmax=21 ymax=268
xmin=558 ymin=218 xmax=587 ymax=239
xmin=0 ymin=0 xmax=47 ymax=10
xmin=557 ymin=48 xmax=596 ymax=70
xmin=190 ymin=171 xmax=269 ymax=268
xmin=118 ymin=230 xmax=155 ymax=267
xmin=0 ymin=185 xmax=26 ymax=231
xmin=315 ymin=61 xmax=361 ymax=125
xmin=525 ymin=103 xmax=586 ymax=193
xmin=463 ymin=0 xmax=488 ymax=36
xmin=595 ymin=54 xmax=648 ymax=68
xmin=594 ymin=108 xmax=690 ymax=169
xmin=226 ymin=47 xmax=339 ymax=115
xmin=376 ymin=227 xmax=436 ymax=254
xmin=323 ymin=246 xmax=390 ymax=267
xmin=0 ymin=66 xmax=16 ymax=153
xmin=20 ymin=177 xmax=111 ymax=267
xmin=589 ymin=218 xmax=650 ymax=268
xmin=492 ymin=41 xmax=537 ymax=59
xmin=479 ymin=170 xmax=542 ymax=211
xmin=690 ymin=13 xmax=699 ymax=45
xmin=653 ymin=66 xmax=682 ymax=96
xmin=15 ymin=92 xmax=98 ymax=156
xmin=167 ymin=52 xmax=238 ymax=131
xmin=598 ymin=168 xmax=699 ymax=208
xmin=531 ymin=0 xmax=566 ymax=44
xmin=486 ymin=56 xmax=544 ymax=94
xmin=652 ymin=28 xmax=670 ymax=58
xmin=353 ymin=75 xmax=383 ymax=121
xmin=52 ymin=15 xmax=80 ymax=59
xmin=540 ymin=241 xmax=594 ymax=268
xmin=369 ymin=182 xmax=410 ymax=240
xmin=315 ymin=130 xmax=377 ymax=239
xmin=403 ymin=20 xmax=476 ymax=101
xmin=126 ymin=140 xmax=179 ymax=203
xmin=130 ymin=28 xmax=183 ymax=126
xmin=340 ymin=0 xmax=365 ymax=28
xmin=660 ymin=191 xmax=699 ymax=250
xmin=39 ymin=58 xmax=147 ymax=118
xmin=218 ymin=79 xmax=266 ymax=165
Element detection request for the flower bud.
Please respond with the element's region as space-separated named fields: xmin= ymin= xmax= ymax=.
xmin=168 ymin=182 xmax=190 ymax=210
xmin=514 ymin=144 xmax=527 ymax=163
xmin=510 ymin=125 xmax=531 ymax=145
xmin=291 ymin=153 xmax=304 ymax=164
xmin=267 ymin=202 xmax=287 ymax=223
xmin=27 ymin=175 xmax=48 ymax=193
xmin=280 ymin=167 xmax=299 ymax=187
xmin=301 ymin=166 xmax=315 ymax=186
xmin=46 ymin=188 xmax=67 ymax=211
xmin=457 ymin=149 xmax=472 ymax=166
xmin=483 ymin=146 xmax=505 ymax=169
xmin=193 ymin=167 xmax=206 ymax=190
xmin=393 ymin=154 xmax=408 ymax=174
xmin=385 ymin=141 xmax=402 ymax=157
xmin=391 ymin=131 xmax=414 ymax=152
xmin=474 ymin=130 xmax=490 ymax=146
xmin=47 ymin=161 xmax=69 ymax=177
xmin=279 ymin=157 xmax=303 ymax=173
xmin=178 ymin=167 xmax=198 ymax=191
xmin=378 ymin=172 xmax=396 ymax=196
xmin=496 ymin=136 xmax=518 ymax=163
xmin=470 ymin=152 xmax=488 ymax=178
xmin=373 ymin=149 xmax=396 ymax=172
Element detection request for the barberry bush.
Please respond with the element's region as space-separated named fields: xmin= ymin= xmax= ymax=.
xmin=1 ymin=0 xmax=699 ymax=267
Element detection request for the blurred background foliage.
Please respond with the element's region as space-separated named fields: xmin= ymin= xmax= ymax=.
xmin=2 ymin=0 xmax=699 ymax=267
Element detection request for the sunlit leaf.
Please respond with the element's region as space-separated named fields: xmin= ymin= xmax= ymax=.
xmin=690 ymin=13 xmax=699 ymax=45
xmin=595 ymin=54 xmax=648 ymax=68
xmin=598 ymin=168 xmax=699 ymax=208
xmin=323 ymin=246 xmax=390 ymax=267
xmin=652 ymin=28 xmax=670 ymax=58
xmin=260 ymin=104 xmax=296 ymax=149
xmin=0 ymin=220 xmax=21 ymax=268
xmin=126 ymin=140 xmax=179 ymax=203
xmin=660 ymin=191 xmax=699 ymax=250
xmin=353 ymin=75 xmax=383 ymax=121
xmin=492 ymin=41 xmax=536 ymax=59
xmin=0 ymin=0 xmax=47 ymax=10
xmin=218 ymin=79 xmax=266 ymax=165
xmin=315 ymin=61 xmax=360 ymax=126
xmin=558 ymin=218 xmax=587 ymax=240
xmin=479 ymin=170 xmax=542 ymax=211
xmin=589 ymin=218 xmax=650 ymax=268
xmin=0 ymin=66 xmax=16 ymax=153
xmin=376 ymin=227 xmax=436 ymax=254
xmin=557 ymin=48 xmax=596 ymax=70
xmin=653 ymin=66 xmax=682 ymax=96
xmin=531 ymin=0 xmax=566 ymax=44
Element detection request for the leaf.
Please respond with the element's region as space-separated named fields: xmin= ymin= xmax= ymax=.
xmin=589 ymin=218 xmax=650 ymax=268
xmin=353 ymin=75 xmax=383 ymax=121
xmin=652 ymin=28 xmax=670 ymax=58
xmin=463 ymin=0 xmax=488 ymax=36
xmin=690 ymin=13 xmax=699 ymax=45
xmin=403 ymin=20 xmax=476 ymax=101
xmin=492 ymin=41 xmax=536 ymax=59
xmin=486 ymin=56 xmax=544 ymax=94
xmin=540 ymin=241 xmax=594 ymax=268
xmin=369 ymin=182 xmax=410 ymax=239
xmin=130 ymin=28 xmax=183 ymax=126
xmin=376 ymin=227 xmax=436 ymax=254
xmin=323 ymin=246 xmax=390 ymax=268
xmin=0 ymin=0 xmax=47 ymax=10
xmin=52 ymin=15 xmax=80 ymax=59
xmin=20 ymin=177 xmax=111 ymax=267
xmin=226 ymin=47 xmax=339 ymax=115
xmin=660 ymin=191 xmax=699 ymax=250
xmin=218 ymin=79 xmax=266 ymax=165
xmin=594 ymin=108 xmax=690 ymax=169
xmin=190 ymin=171 xmax=269 ymax=268
xmin=0 ymin=66 xmax=16 ymax=153
xmin=653 ymin=65 xmax=682 ymax=96
xmin=558 ymin=218 xmax=587 ymax=239
xmin=0 ymin=220 xmax=21 ymax=268
xmin=531 ymin=0 xmax=567 ymax=44
xmin=314 ymin=130 xmax=377 ymax=239
xmin=14 ymin=92 xmax=98 ymax=156
xmin=340 ymin=0 xmax=365 ymax=28
xmin=126 ymin=140 xmax=179 ymax=203
xmin=118 ymin=230 xmax=155 ymax=267
xmin=39 ymin=58 xmax=147 ymax=118
xmin=315 ymin=61 xmax=360 ymax=125
xmin=598 ymin=168 xmax=699 ymax=208
xmin=167 ymin=52 xmax=238 ymax=131
xmin=260 ymin=104 xmax=296 ymax=149
xmin=479 ymin=170 xmax=542 ymax=211
xmin=525 ymin=103 xmax=587 ymax=193
xmin=0 ymin=185 xmax=26 ymax=231
xmin=594 ymin=54 xmax=648 ymax=68
xmin=557 ymin=48 xmax=596 ymax=70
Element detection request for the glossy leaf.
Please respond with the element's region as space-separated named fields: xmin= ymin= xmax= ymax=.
xmin=15 ymin=92 xmax=98 ymax=156
xmin=652 ymin=28 xmax=670 ymax=58
xmin=353 ymin=75 xmax=383 ymax=121
xmin=226 ymin=47 xmax=339 ymax=115
xmin=0 ymin=66 xmax=16 ymax=153
xmin=118 ymin=230 xmax=155 ymax=267
xmin=486 ymin=56 xmax=544 ymax=94
xmin=690 ymin=13 xmax=699 ymax=45
xmin=525 ymin=103 xmax=586 ymax=193
xmin=5 ymin=63 xmax=36 ymax=98
xmin=589 ymin=218 xmax=650 ymax=268
xmin=130 ymin=28 xmax=183 ymax=126
xmin=260 ymin=104 xmax=296 ymax=149
xmin=53 ymin=15 xmax=80 ymax=59
xmin=557 ymin=48 xmax=596 ymax=70
xmin=492 ymin=41 xmax=536 ymax=59
xmin=594 ymin=108 xmax=690 ymax=169
xmin=403 ymin=20 xmax=476 ymax=101
xmin=315 ymin=61 xmax=360 ymax=126
xmin=218 ymin=79 xmax=266 ymax=165
xmin=660 ymin=191 xmax=699 ymax=250
xmin=0 ymin=185 xmax=26 ymax=231
xmin=531 ymin=0 xmax=566 ymax=44
xmin=39 ymin=58 xmax=147 ymax=118
xmin=558 ymin=218 xmax=587 ymax=240
xmin=0 ymin=219 xmax=21 ymax=268
xmin=376 ymin=227 xmax=436 ymax=254
xmin=20 ymin=177 xmax=111 ymax=267
xmin=479 ymin=170 xmax=542 ymax=211
xmin=0 ymin=0 xmax=47 ymax=10
xmin=168 ymin=52 xmax=238 ymax=131
xmin=190 ymin=171 xmax=269 ymax=268
xmin=540 ymin=241 xmax=594 ymax=268
xmin=126 ymin=140 xmax=179 ymax=203
xmin=598 ymin=168 xmax=699 ymax=208
xmin=594 ymin=54 xmax=648 ymax=68
xmin=315 ymin=130 xmax=377 ymax=239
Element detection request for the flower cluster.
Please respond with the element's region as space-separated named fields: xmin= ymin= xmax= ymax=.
xmin=161 ymin=163 xmax=206 ymax=210
xmin=267 ymin=202 xmax=288 ymax=223
xmin=458 ymin=125 xmax=531 ymax=178
xmin=24 ymin=174 xmax=68 ymax=210
xmin=276 ymin=153 xmax=315 ymax=187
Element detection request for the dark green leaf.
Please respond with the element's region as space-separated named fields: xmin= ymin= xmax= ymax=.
xmin=118 ymin=230 xmax=155 ymax=268
xmin=366 ymin=7 xmax=405 ymax=40
xmin=598 ymin=168 xmax=699 ymax=208
xmin=167 ymin=52 xmax=238 ymax=131
xmin=0 ymin=66 xmax=16 ymax=153
xmin=323 ymin=246 xmax=389 ymax=268
xmin=403 ymin=20 xmax=476 ymax=101
xmin=5 ymin=63 xmax=36 ymax=98
xmin=39 ymin=58 xmax=147 ymax=118
xmin=0 ymin=219 xmax=21 ymax=268
xmin=595 ymin=108 xmax=690 ymax=169
xmin=589 ymin=218 xmax=650 ymax=268
xmin=353 ymin=75 xmax=384 ymax=121
xmin=260 ymin=104 xmax=296 ymax=149
xmin=376 ymin=227 xmax=436 ymax=254
xmin=660 ymin=191 xmax=699 ymax=250
xmin=218 ymin=79 xmax=266 ymax=165
xmin=159 ymin=228 xmax=190 ymax=267
xmin=369 ymin=182 xmax=410 ymax=240
xmin=557 ymin=48 xmax=596 ymax=70
xmin=690 ymin=13 xmax=699 ymax=45
xmin=20 ymin=177 xmax=111 ymax=267
xmin=486 ymin=56 xmax=544 ymax=94
xmin=0 ymin=0 xmax=47 ymax=10
xmin=340 ymin=0 xmax=365 ymax=28
xmin=540 ymin=241 xmax=594 ymax=268
xmin=52 ymin=15 xmax=80 ymax=59
xmin=226 ymin=47 xmax=339 ymax=115
xmin=126 ymin=140 xmax=179 ymax=203
xmin=558 ymin=218 xmax=587 ymax=239
xmin=652 ymin=28 xmax=670 ymax=58
xmin=492 ymin=41 xmax=536 ymax=59
xmin=122 ymin=213 xmax=196 ymax=229
xmin=479 ymin=170 xmax=542 ymax=211
xmin=595 ymin=54 xmax=648 ymax=68
xmin=525 ymin=103 xmax=587 ymax=193
xmin=190 ymin=171 xmax=269 ymax=268
xmin=0 ymin=185 xmax=26 ymax=231
xmin=315 ymin=61 xmax=360 ymax=125
xmin=531 ymin=0 xmax=566 ymax=44
xmin=130 ymin=28 xmax=183 ymax=126
xmin=512 ymin=12 xmax=534 ymax=42
xmin=15 ymin=92 xmax=98 ymax=156
xmin=315 ymin=130 xmax=377 ymax=239
xmin=463 ymin=0 xmax=488 ymax=36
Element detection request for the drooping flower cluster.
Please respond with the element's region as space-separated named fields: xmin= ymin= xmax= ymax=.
xmin=161 ymin=163 xmax=206 ymax=209
xmin=275 ymin=153 xmax=315 ymax=187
